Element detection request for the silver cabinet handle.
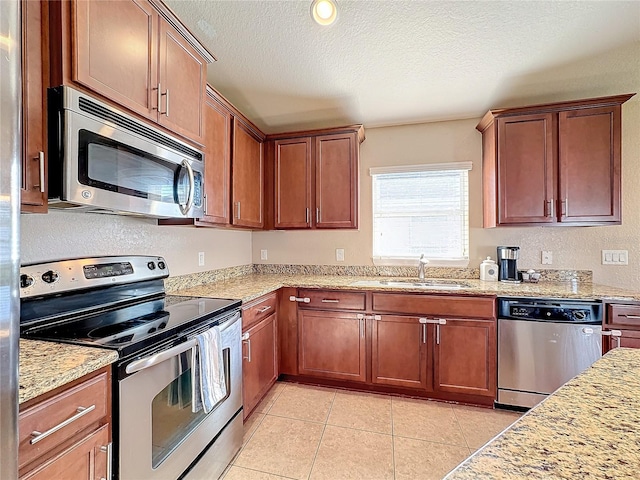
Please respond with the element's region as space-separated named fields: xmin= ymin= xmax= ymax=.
xmin=203 ymin=194 xmax=208 ymax=215
xmin=30 ymin=405 xmax=96 ymax=444
xmin=155 ymin=83 xmax=162 ymax=112
xmin=235 ymin=201 xmax=241 ymax=219
xmin=561 ymin=198 xmax=568 ymax=216
xmin=38 ymin=151 xmax=45 ymax=192
xmin=359 ymin=317 xmax=364 ymax=337
xmin=164 ymin=89 xmax=170 ymax=117
xmin=178 ymin=159 xmax=195 ymax=216
xmin=316 ymin=207 xmax=320 ymax=223
xmin=257 ymin=305 xmax=272 ymax=313
xmin=357 ymin=314 xmax=364 ymax=320
xmin=550 ymin=199 xmax=555 ymax=217
xmin=622 ymin=315 xmax=640 ymax=319
xmin=289 ymin=296 xmax=310 ymax=303
xmin=602 ymin=329 xmax=622 ymax=349
xmin=242 ymin=332 xmax=251 ymax=362
xmin=321 ymin=299 xmax=339 ymax=303
xmin=100 ymin=443 xmax=112 ymax=480
xmin=435 ymin=318 xmax=447 ymax=345
xmin=306 ymin=207 xmax=310 ymax=224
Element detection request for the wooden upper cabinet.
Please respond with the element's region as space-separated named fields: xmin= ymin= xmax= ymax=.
xmin=201 ymin=89 xmax=232 ymax=224
xmin=55 ymin=0 xmax=214 ymax=146
xmin=73 ymin=0 xmax=158 ymax=121
xmin=477 ymin=94 xmax=634 ymax=227
xmin=232 ymin=118 xmax=265 ymax=228
xmin=157 ymin=18 xmax=206 ymax=142
xmin=21 ymin=0 xmax=48 ymax=213
xmin=315 ymin=133 xmax=359 ymax=228
xmin=274 ymin=138 xmax=312 ymax=228
xmin=268 ymin=125 xmax=364 ymax=230
xmin=496 ymin=114 xmax=556 ymax=224
xmin=559 ymin=106 xmax=621 ymax=223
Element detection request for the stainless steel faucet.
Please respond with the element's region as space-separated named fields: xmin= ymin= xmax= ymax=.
xmin=418 ymin=254 xmax=429 ymax=280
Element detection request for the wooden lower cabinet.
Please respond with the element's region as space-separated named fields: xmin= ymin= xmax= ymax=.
xmin=21 ymin=424 xmax=109 ymax=480
xmin=371 ymin=315 xmax=431 ymax=390
xmin=298 ymin=310 xmax=366 ymax=382
xmin=434 ymin=318 xmax=496 ymax=398
xmin=243 ymin=313 xmax=278 ymax=419
xmin=604 ymin=329 xmax=640 ymax=352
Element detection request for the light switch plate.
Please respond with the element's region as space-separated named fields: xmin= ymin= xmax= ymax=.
xmin=336 ymin=248 xmax=345 ymax=262
xmin=260 ymin=249 xmax=268 ymax=260
xmin=602 ymin=249 xmax=628 ymax=265
xmin=541 ymin=251 xmax=553 ymax=265
xmin=198 ymin=252 xmax=205 ymax=266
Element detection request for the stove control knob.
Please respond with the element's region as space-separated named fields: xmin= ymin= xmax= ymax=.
xmin=20 ymin=274 xmax=34 ymax=288
xmin=41 ymin=270 xmax=59 ymax=284
xmin=574 ymin=310 xmax=587 ymax=321
xmin=157 ymin=261 xmax=166 ymax=270
xmin=147 ymin=262 xmax=156 ymax=270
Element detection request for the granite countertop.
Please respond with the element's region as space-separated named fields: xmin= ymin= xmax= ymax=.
xmin=19 ymin=339 xmax=119 ymax=405
xmin=170 ymin=273 xmax=640 ymax=303
xmin=446 ymin=347 xmax=640 ymax=479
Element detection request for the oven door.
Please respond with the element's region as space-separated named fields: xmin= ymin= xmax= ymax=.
xmin=51 ymin=88 xmax=204 ymax=218
xmin=118 ymin=312 xmax=242 ymax=480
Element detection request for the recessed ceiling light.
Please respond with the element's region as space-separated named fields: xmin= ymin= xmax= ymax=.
xmin=311 ymin=0 xmax=337 ymax=26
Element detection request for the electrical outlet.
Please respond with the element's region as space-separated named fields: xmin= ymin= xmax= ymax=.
xmin=198 ymin=252 xmax=205 ymax=266
xmin=541 ymin=251 xmax=553 ymax=265
xmin=602 ymin=249 xmax=628 ymax=265
xmin=336 ymin=248 xmax=345 ymax=262
xmin=260 ymin=249 xmax=268 ymax=260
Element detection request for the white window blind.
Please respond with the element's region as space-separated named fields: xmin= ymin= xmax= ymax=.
xmin=371 ymin=162 xmax=471 ymax=266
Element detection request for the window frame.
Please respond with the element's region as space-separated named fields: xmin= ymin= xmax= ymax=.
xmin=369 ymin=162 xmax=472 ymax=267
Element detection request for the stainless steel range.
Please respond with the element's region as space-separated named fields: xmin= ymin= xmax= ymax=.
xmin=20 ymin=256 xmax=243 ymax=480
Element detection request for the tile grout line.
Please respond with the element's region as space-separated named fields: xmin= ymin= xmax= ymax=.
xmin=451 ymin=405 xmax=473 ymax=452
xmin=306 ymin=389 xmax=337 ymax=480
xmin=390 ymin=396 xmax=396 ymax=480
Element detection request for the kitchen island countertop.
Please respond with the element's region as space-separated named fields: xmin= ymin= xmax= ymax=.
xmin=446 ymin=347 xmax=640 ymax=479
xmin=19 ymin=339 xmax=118 ymax=405
xmin=169 ymin=273 xmax=640 ymax=303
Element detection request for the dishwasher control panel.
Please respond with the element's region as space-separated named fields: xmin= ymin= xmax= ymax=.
xmin=498 ymin=298 xmax=602 ymax=324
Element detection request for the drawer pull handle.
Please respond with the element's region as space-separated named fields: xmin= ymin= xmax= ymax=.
xmin=30 ymin=405 xmax=96 ymax=444
xmin=100 ymin=443 xmax=112 ymax=480
xmin=321 ymin=299 xmax=339 ymax=303
xmin=622 ymin=314 xmax=640 ymax=319
xmin=257 ymin=305 xmax=272 ymax=313
xmin=289 ymin=296 xmax=310 ymax=303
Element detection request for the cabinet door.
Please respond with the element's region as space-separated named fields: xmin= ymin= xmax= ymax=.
xmin=201 ymin=92 xmax=231 ymax=224
xmin=158 ymin=17 xmax=206 ymax=144
xmin=298 ymin=310 xmax=366 ymax=382
xmin=434 ymin=318 xmax=496 ymax=398
xmin=74 ymin=0 xmax=157 ymax=121
xmin=243 ymin=314 xmax=278 ymax=419
xmin=603 ymin=329 xmax=640 ymax=354
xmin=559 ymin=106 xmax=621 ymax=224
xmin=20 ymin=425 xmax=109 ymax=480
xmin=497 ymin=114 xmax=556 ymax=224
xmin=274 ymin=138 xmax=312 ymax=228
xmin=371 ymin=316 xmax=431 ymax=390
xmin=232 ymin=119 xmax=264 ymax=228
xmin=21 ymin=0 xmax=48 ymax=212
xmin=315 ymin=133 xmax=359 ymax=228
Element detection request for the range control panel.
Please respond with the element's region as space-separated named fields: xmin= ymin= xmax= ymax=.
xmin=20 ymin=256 xmax=169 ymax=299
xmin=499 ymin=298 xmax=602 ymax=324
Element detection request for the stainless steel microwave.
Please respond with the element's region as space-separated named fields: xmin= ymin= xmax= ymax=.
xmin=47 ymin=86 xmax=204 ymax=218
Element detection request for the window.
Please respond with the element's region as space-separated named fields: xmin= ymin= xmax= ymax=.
xmin=371 ymin=162 xmax=471 ymax=266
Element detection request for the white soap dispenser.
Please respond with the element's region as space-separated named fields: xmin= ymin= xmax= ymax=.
xmin=480 ymin=257 xmax=498 ymax=281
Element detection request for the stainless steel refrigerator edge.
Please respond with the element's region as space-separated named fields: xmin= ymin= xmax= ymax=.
xmin=0 ymin=0 xmax=21 ymax=477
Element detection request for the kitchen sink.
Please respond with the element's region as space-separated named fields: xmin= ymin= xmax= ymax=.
xmin=350 ymin=279 xmax=472 ymax=290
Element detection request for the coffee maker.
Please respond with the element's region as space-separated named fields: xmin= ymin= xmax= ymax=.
xmin=497 ymin=246 xmax=520 ymax=283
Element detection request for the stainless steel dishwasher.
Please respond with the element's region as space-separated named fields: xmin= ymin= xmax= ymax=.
xmin=497 ymin=297 xmax=603 ymax=409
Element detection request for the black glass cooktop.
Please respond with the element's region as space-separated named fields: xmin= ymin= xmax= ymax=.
xmin=21 ymin=294 xmax=240 ymax=358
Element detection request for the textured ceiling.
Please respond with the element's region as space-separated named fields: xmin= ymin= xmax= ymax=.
xmin=165 ymin=0 xmax=640 ymax=134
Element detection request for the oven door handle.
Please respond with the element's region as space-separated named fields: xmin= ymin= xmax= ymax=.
xmin=178 ymin=159 xmax=195 ymax=216
xmin=125 ymin=339 xmax=197 ymax=374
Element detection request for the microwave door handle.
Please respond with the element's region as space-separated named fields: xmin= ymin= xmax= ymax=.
xmin=178 ymin=159 xmax=195 ymax=216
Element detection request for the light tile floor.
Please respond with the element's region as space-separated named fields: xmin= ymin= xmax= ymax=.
xmin=224 ymin=382 xmax=521 ymax=480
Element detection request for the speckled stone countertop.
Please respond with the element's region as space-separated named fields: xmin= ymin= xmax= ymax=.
xmin=446 ymin=347 xmax=640 ymax=479
xmin=170 ymin=273 xmax=640 ymax=303
xmin=20 ymin=339 xmax=118 ymax=405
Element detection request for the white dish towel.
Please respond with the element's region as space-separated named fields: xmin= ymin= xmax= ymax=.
xmin=192 ymin=326 xmax=226 ymax=414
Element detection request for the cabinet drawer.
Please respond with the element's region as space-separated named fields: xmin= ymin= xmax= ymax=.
xmin=19 ymin=371 xmax=109 ymax=469
xmin=372 ymin=293 xmax=495 ymax=318
xmin=298 ymin=289 xmax=366 ymax=311
xmin=243 ymin=292 xmax=277 ymax=330
xmin=607 ymin=304 xmax=640 ymax=328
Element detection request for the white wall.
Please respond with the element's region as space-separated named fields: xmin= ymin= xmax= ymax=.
xmin=21 ymin=211 xmax=252 ymax=277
